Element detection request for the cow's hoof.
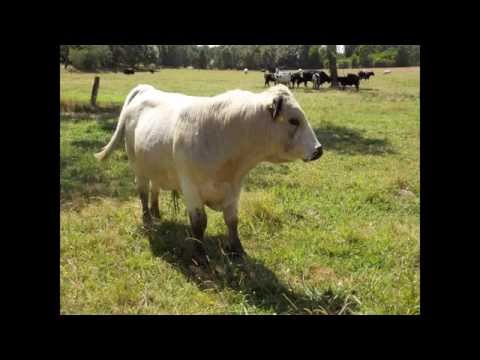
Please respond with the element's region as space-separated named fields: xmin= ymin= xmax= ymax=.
xmin=184 ymin=240 xmax=209 ymax=267
xmin=191 ymin=247 xmax=209 ymax=267
xmin=228 ymin=252 xmax=246 ymax=265
xmin=225 ymin=247 xmax=246 ymax=262
xmin=191 ymin=253 xmax=209 ymax=267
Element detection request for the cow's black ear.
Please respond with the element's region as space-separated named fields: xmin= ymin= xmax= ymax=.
xmin=270 ymin=95 xmax=283 ymax=120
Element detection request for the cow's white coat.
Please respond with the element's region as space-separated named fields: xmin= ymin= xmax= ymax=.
xmin=95 ymin=84 xmax=321 ymax=216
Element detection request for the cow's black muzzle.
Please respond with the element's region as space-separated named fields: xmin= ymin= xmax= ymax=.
xmin=310 ymin=146 xmax=323 ymax=161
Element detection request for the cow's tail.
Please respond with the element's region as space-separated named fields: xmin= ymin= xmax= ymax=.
xmin=94 ymin=84 xmax=151 ymax=161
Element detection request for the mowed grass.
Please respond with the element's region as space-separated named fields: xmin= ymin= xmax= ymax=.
xmin=60 ymin=67 xmax=420 ymax=314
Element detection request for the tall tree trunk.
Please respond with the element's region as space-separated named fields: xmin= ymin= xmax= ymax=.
xmin=327 ymin=45 xmax=338 ymax=88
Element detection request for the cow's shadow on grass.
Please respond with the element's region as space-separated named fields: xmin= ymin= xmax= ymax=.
xmin=141 ymin=220 xmax=358 ymax=315
xmin=315 ymin=122 xmax=395 ymax=156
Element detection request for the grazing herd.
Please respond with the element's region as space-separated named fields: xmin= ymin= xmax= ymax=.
xmin=120 ymin=67 xmax=378 ymax=93
xmin=264 ymin=69 xmax=377 ymax=91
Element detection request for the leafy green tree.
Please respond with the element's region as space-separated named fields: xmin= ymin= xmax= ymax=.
xmin=221 ymin=47 xmax=233 ymax=69
xmin=69 ymin=45 xmax=111 ymax=72
xmin=318 ymin=46 xmax=327 ymax=69
xmin=408 ymin=45 xmax=420 ymax=66
xmin=356 ymin=45 xmax=374 ymax=68
xmin=261 ymin=46 xmax=276 ymax=70
xmin=108 ymin=46 xmax=127 ymax=71
xmin=338 ymin=58 xmax=351 ymax=68
xmin=108 ymin=45 xmax=147 ymax=68
xmin=344 ymin=45 xmax=358 ymax=57
xmin=307 ymin=46 xmax=321 ymax=68
xmin=327 ymin=45 xmax=338 ymax=87
xmin=351 ymin=54 xmax=359 ymax=68
xmin=197 ymin=48 xmax=208 ymax=69
xmin=395 ymin=46 xmax=410 ymax=66
xmin=299 ymin=45 xmax=310 ymax=67
xmin=60 ymin=45 xmax=70 ymax=68
xmin=143 ymin=45 xmax=159 ymax=67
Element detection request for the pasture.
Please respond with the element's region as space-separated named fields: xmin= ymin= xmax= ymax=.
xmin=60 ymin=67 xmax=420 ymax=314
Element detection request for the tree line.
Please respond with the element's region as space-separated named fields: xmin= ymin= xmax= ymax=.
xmin=60 ymin=45 xmax=420 ymax=72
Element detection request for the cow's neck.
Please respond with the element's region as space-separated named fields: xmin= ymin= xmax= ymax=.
xmin=233 ymin=141 xmax=279 ymax=184
xmin=219 ymin=97 xmax=281 ymax=181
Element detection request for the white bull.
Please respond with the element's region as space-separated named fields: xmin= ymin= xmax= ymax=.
xmin=95 ymin=84 xmax=323 ymax=263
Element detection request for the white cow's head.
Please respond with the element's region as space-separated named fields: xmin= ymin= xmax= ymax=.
xmin=263 ymin=85 xmax=322 ymax=163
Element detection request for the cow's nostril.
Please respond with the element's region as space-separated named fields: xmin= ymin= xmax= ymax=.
xmin=311 ymin=146 xmax=323 ymax=161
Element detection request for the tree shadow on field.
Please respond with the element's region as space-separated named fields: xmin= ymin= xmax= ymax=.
xmin=70 ymin=139 xmax=106 ymax=149
xmin=60 ymin=113 xmax=120 ymax=122
xmin=61 ymin=117 xmax=134 ymax=207
xmin=141 ymin=220 xmax=358 ymax=315
xmin=315 ymin=122 xmax=395 ymax=156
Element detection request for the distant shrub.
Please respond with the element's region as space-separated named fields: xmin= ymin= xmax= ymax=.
xmin=338 ymin=59 xmax=351 ymax=69
xmin=395 ymin=46 xmax=410 ymax=67
xmin=69 ymin=46 xmax=112 ymax=72
xmin=373 ymin=58 xmax=396 ymax=67
xmin=359 ymin=54 xmax=374 ymax=68
xmin=372 ymin=48 xmax=398 ymax=68
xmin=351 ymin=55 xmax=359 ymax=68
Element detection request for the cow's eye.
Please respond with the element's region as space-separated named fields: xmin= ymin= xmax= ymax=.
xmin=289 ymin=118 xmax=300 ymax=126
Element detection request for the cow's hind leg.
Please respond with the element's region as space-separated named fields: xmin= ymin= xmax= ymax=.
xmin=136 ymin=175 xmax=152 ymax=225
xmin=150 ymin=183 xmax=161 ymax=219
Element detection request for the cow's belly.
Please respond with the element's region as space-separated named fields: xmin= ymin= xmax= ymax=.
xmin=199 ymin=181 xmax=232 ymax=211
xmin=149 ymin=170 xmax=180 ymax=191
xmin=142 ymin=144 xmax=181 ymax=191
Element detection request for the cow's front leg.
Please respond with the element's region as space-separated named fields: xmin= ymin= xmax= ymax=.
xmin=181 ymin=179 xmax=208 ymax=265
xmin=188 ymin=207 xmax=208 ymax=265
xmin=223 ymin=201 xmax=246 ymax=259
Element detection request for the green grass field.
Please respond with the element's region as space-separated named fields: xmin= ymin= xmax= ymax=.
xmin=60 ymin=67 xmax=420 ymax=315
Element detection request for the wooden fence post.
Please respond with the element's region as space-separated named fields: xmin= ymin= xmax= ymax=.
xmin=90 ymin=76 xmax=100 ymax=107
